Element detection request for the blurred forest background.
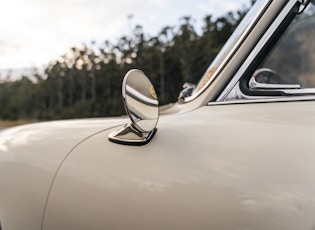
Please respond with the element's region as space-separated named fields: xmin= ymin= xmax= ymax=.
xmin=0 ymin=2 xmax=255 ymax=122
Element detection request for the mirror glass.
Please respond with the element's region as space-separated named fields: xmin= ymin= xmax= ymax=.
xmin=122 ymin=69 xmax=159 ymax=133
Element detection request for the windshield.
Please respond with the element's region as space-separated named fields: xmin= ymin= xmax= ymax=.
xmin=193 ymin=0 xmax=271 ymax=96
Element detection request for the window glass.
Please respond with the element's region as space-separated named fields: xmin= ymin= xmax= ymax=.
xmin=259 ymin=4 xmax=315 ymax=87
xmin=192 ymin=0 xmax=271 ymax=95
xmin=226 ymin=3 xmax=315 ymax=100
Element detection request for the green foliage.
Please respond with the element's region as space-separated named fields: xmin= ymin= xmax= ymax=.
xmin=0 ymin=6 xmax=250 ymax=121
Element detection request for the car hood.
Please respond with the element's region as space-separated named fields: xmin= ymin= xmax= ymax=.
xmin=0 ymin=117 xmax=127 ymax=162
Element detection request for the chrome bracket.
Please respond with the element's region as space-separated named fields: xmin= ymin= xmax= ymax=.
xmin=109 ymin=123 xmax=157 ymax=146
xmin=297 ymin=0 xmax=311 ymax=13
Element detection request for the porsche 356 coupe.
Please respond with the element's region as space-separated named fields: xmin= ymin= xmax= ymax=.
xmin=1 ymin=0 xmax=315 ymax=229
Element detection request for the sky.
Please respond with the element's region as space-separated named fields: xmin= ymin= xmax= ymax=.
xmin=0 ymin=0 xmax=250 ymax=71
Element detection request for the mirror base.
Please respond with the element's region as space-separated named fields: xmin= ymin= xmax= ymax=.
xmin=108 ymin=123 xmax=157 ymax=146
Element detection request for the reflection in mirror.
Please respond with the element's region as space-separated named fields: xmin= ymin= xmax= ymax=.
xmin=109 ymin=69 xmax=159 ymax=146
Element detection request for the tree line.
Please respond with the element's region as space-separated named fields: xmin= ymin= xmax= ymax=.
xmin=0 ymin=2 xmax=254 ymax=121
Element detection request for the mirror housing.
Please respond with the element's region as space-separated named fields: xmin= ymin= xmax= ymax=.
xmin=109 ymin=69 xmax=159 ymax=146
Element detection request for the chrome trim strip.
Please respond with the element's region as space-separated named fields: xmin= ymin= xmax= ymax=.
xmin=210 ymin=95 xmax=315 ymax=106
xmin=183 ymin=0 xmax=272 ymax=103
xmin=249 ymin=77 xmax=301 ymax=89
xmin=216 ymin=0 xmax=300 ymax=102
xmin=284 ymin=88 xmax=315 ymax=95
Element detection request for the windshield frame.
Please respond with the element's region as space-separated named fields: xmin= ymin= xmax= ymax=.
xmin=183 ymin=0 xmax=272 ymax=103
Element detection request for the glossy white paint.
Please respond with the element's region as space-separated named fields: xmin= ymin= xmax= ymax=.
xmin=43 ymin=101 xmax=315 ymax=230
xmin=1 ymin=1 xmax=314 ymax=229
xmin=0 ymin=118 xmax=125 ymax=230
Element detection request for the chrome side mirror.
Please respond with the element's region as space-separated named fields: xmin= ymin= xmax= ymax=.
xmin=109 ymin=69 xmax=159 ymax=145
xmin=245 ymin=68 xmax=315 ymax=97
xmin=249 ymin=68 xmax=301 ymax=92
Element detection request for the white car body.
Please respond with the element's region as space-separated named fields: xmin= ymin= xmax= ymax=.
xmin=1 ymin=0 xmax=315 ymax=229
